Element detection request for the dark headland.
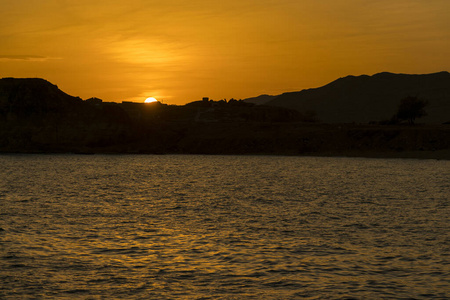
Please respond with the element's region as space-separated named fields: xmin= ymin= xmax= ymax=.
xmin=1 ymin=73 xmax=450 ymax=159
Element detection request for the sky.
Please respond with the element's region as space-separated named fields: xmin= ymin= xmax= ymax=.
xmin=1 ymin=0 xmax=449 ymax=104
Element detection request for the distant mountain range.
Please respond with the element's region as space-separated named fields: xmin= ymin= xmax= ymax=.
xmin=242 ymin=94 xmax=277 ymax=105
xmin=1 ymin=76 xmax=450 ymax=157
xmin=244 ymin=72 xmax=450 ymax=124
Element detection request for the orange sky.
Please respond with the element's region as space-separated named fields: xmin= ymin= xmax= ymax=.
xmin=1 ymin=0 xmax=449 ymax=104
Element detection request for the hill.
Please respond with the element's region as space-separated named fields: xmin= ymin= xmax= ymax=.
xmin=0 ymin=78 xmax=134 ymax=152
xmin=0 ymin=78 xmax=303 ymax=153
xmin=242 ymin=94 xmax=277 ymax=105
xmin=263 ymin=72 xmax=450 ymax=124
xmin=0 ymin=78 xmax=82 ymax=114
xmin=1 ymin=77 xmax=450 ymax=159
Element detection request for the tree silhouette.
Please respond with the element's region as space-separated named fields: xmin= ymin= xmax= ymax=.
xmin=396 ymin=96 xmax=427 ymax=124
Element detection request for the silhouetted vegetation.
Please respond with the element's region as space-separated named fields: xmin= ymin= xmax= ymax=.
xmin=395 ymin=96 xmax=428 ymax=125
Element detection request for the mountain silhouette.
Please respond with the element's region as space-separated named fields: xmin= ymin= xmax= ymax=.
xmin=246 ymin=72 xmax=450 ymax=124
xmin=0 ymin=78 xmax=134 ymax=152
xmin=0 ymin=78 xmax=82 ymax=115
xmin=1 ymin=76 xmax=450 ymax=158
xmin=242 ymin=94 xmax=277 ymax=105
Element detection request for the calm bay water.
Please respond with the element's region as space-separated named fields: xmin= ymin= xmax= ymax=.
xmin=0 ymin=154 xmax=449 ymax=299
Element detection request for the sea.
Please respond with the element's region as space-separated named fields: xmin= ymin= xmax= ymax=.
xmin=0 ymin=154 xmax=449 ymax=299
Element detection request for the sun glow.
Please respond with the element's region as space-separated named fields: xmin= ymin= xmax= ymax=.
xmin=145 ymin=97 xmax=158 ymax=103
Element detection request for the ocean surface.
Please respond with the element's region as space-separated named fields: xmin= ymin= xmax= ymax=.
xmin=0 ymin=154 xmax=449 ymax=299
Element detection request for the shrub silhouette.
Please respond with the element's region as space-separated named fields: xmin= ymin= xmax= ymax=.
xmin=395 ymin=96 xmax=427 ymax=124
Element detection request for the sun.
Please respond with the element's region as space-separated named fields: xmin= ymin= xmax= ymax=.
xmin=145 ymin=97 xmax=158 ymax=103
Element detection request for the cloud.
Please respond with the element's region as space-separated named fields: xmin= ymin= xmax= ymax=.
xmin=102 ymin=38 xmax=183 ymax=66
xmin=0 ymin=55 xmax=59 ymax=62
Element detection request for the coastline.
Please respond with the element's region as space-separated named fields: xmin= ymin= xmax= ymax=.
xmin=1 ymin=123 xmax=449 ymax=160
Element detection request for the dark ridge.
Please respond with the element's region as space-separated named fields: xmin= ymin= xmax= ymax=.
xmin=243 ymin=94 xmax=278 ymax=105
xmin=1 ymin=76 xmax=449 ymax=159
xmin=0 ymin=77 xmax=82 ymax=115
xmin=267 ymin=71 xmax=450 ymax=123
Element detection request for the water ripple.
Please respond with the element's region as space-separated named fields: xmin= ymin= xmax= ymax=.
xmin=1 ymin=154 xmax=449 ymax=299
